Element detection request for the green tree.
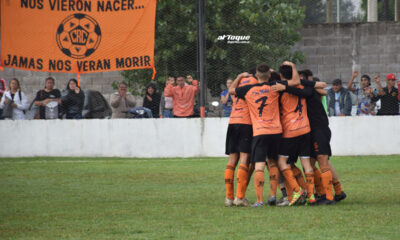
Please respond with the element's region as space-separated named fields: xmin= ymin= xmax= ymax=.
xmin=361 ymin=0 xmax=395 ymax=21
xmin=300 ymin=0 xmax=360 ymax=24
xmin=119 ymin=0 xmax=305 ymax=97
xmin=301 ymin=0 xmax=325 ymax=23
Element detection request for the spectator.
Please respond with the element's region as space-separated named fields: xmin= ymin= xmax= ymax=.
xmin=186 ymin=75 xmax=194 ymax=85
xmin=160 ymin=76 xmax=175 ymax=118
xmin=327 ymin=79 xmax=352 ymax=116
xmin=110 ymin=82 xmax=136 ymax=119
xmin=164 ymin=75 xmax=199 ymax=118
xmin=0 ymin=78 xmax=29 ymax=120
xmin=33 ymin=77 xmax=61 ymax=119
xmin=347 ymin=71 xmax=375 ymax=116
xmin=372 ymin=74 xmax=399 ymax=116
xmin=61 ymin=79 xmax=85 ymax=119
xmin=0 ymin=78 xmax=6 ymax=119
xmin=143 ymin=82 xmax=161 ymax=118
xmin=187 ymin=74 xmax=201 ymax=117
xmin=220 ymin=78 xmax=233 ymax=117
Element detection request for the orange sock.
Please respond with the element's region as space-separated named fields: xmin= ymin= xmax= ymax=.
xmin=281 ymin=168 xmax=300 ymax=193
xmin=254 ymin=170 xmax=265 ymax=203
xmin=313 ymin=166 xmax=323 ymax=196
xmin=305 ymin=172 xmax=315 ymax=198
xmin=292 ymin=165 xmax=306 ymax=189
xmin=236 ymin=164 xmax=249 ymax=199
xmin=320 ymin=167 xmax=333 ymax=201
xmin=285 ymin=180 xmax=293 ymax=202
xmin=268 ymin=164 xmax=279 ymax=197
xmin=333 ymin=180 xmax=343 ymax=195
xmin=224 ymin=164 xmax=235 ymax=200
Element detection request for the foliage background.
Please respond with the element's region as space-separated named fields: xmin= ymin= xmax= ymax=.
xmin=118 ymin=0 xmax=305 ymax=97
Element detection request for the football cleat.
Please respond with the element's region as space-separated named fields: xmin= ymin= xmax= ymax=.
xmin=289 ymin=189 xmax=305 ymax=206
xmin=251 ymin=202 xmax=264 ymax=208
xmin=316 ymin=194 xmax=326 ymax=203
xmin=225 ymin=198 xmax=234 ymax=207
xmin=266 ymin=196 xmax=276 ymax=206
xmin=306 ymin=195 xmax=317 ymax=206
xmin=316 ymin=198 xmax=336 ymax=205
xmin=334 ymin=191 xmax=347 ymax=202
xmin=276 ymin=197 xmax=290 ymax=207
xmin=297 ymin=191 xmax=307 ymax=206
xmin=315 ymin=194 xmax=323 ymax=202
xmin=233 ymin=197 xmax=250 ymax=207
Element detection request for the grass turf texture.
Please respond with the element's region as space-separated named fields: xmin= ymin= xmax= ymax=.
xmin=1 ymin=156 xmax=399 ymax=239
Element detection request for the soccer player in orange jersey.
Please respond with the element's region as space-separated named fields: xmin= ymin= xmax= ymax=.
xmin=273 ymin=73 xmax=339 ymax=205
xmin=229 ymin=62 xmax=300 ymax=207
xmin=275 ymin=65 xmax=327 ymax=205
xmin=300 ymin=71 xmax=346 ymax=203
xmin=224 ymin=74 xmax=258 ymax=207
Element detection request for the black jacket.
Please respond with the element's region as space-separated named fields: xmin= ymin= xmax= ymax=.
xmin=143 ymin=83 xmax=161 ymax=118
xmin=61 ymin=89 xmax=85 ymax=119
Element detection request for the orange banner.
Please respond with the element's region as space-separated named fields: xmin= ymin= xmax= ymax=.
xmin=1 ymin=0 xmax=157 ymax=73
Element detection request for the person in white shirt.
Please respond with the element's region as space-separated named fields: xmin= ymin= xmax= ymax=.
xmin=0 ymin=78 xmax=29 ymax=120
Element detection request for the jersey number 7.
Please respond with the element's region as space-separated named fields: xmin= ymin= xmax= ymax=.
xmin=256 ymin=96 xmax=268 ymax=117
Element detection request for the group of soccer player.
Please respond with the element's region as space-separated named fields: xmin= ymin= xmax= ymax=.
xmin=224 ymin=61 xmax=347 ymax=207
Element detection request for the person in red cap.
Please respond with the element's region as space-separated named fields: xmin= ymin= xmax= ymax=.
xmin=372 ymin=74 xmax=399 ymax=115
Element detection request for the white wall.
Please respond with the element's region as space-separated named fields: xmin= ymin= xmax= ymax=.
xmin=0 ymin=117 xmax=399 ymax=158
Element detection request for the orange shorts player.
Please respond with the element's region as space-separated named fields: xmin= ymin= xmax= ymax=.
xmin=229 ymin=62 xmax=301 ymax=207
xmin=224 ymin=74 xmax=258 ymax=207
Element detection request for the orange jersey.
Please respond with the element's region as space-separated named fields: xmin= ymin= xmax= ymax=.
xmin=280 ymin=85 xmax=311 ymax=138
xmin=229 ymin=77 xmax=258 ymax=125
xmin=236 ymin=82 xmax=282 ymax=136
xmin=164 ymin=81 xmax=199 ymax=117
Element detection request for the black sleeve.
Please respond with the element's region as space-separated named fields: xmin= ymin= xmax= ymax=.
xmin=276 ymin=80 xmax=289 ymax=87
xmin=54 ymin=89 xmax=61 ymax=98
xmin=235 ymin=85 xmax=253 ymax=100
xmin=285 ymin=85 xmax=313 ymax=98
xmin=371 ymin=93 xmax=381 ymax=102
xmin=34 ymin=90 xmax=41 ymax=101
xmin=78 ymin=91 xmax=85 ymax=109
xmin=301 ymin=79 xmax=316 ymax=87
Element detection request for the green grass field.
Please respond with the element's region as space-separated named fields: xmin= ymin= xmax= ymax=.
xmin=1 ymin=156 xmax=400 ymax=239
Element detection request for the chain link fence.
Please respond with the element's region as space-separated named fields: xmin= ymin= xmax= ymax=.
xmin=1 ymin=0 xmax=400 ymax=119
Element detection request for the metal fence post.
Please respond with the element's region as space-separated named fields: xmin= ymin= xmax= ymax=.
xmin=198 ymin=0 xmax=206 ymax=118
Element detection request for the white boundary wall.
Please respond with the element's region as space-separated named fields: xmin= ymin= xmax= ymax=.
xmin=0 ymin=116 xmax=399 ymax=158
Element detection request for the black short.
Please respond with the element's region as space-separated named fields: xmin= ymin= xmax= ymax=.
xmin=279 ymin=133 xmax=311 ymax=163
xmin=225 ymin=124 xmax=253 ymax=155
xmin=310 ymin=127 xmax=332 ymax=158
xmin=251 ymin=134 xmax=281 ymax=163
